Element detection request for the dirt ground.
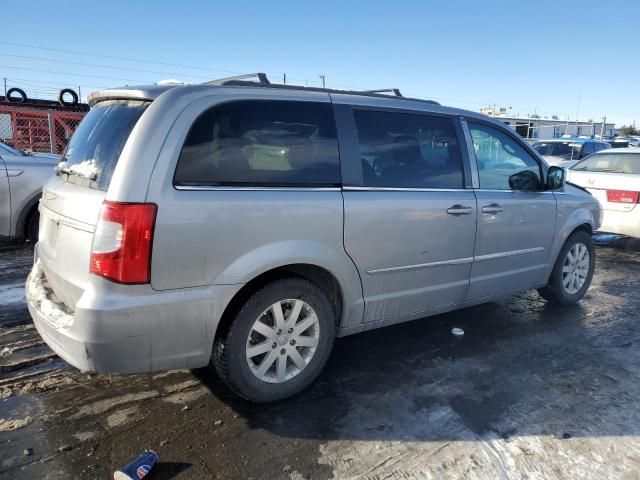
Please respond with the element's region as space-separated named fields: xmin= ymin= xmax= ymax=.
xmin=2 ymin=236 xmax=640 ymax=479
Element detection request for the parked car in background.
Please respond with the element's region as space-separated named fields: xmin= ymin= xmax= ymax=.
xmin=532 ymin=137 xmax=611 ymax=167
xmin=568 ymin=148 xmax=640 ymax=238
xmin=608 ymin=137 xmax=639 ymax=149
xmin=0 ymin=141 xmax=59 ymax=244
xmin=27 ymin=77 xmax=601 ymax=402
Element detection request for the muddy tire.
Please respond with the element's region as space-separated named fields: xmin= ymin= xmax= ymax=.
xmin=538 ymin=230 xmax=595 ymax=305
xmin=212 ymin=278 xmax=336 ymax=403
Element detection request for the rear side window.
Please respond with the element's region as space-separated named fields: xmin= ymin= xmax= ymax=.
xmin=62 ymin=100 xmax=149 ymax=191
xmin=174 ymin=100 xmax=340 ymax=187
xmin=353 ymin=109 xmax=464 ymax=188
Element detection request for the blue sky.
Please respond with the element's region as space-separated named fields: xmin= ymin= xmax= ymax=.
xmin=2 ymin=0 xmax=638 ymax=126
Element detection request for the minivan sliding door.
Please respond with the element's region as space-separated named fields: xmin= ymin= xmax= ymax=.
xmin=336 ymin=103 xmax=477 ymax=324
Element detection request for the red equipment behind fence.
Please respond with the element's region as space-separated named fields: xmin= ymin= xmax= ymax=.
xmin=1 ymin=86 xmax=89 ymax=154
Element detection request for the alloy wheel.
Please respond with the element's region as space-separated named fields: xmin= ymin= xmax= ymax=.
xmin=562 ymin=243 xmax=590 ymax=294
xmin=245 ymin=299 xmax=320 ymax=383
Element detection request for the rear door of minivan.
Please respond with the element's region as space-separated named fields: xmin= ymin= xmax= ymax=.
xmin=335 ymin=96 xmax=477 ymax=324
xmin=37 ymin=100 xmax=149 ymax=308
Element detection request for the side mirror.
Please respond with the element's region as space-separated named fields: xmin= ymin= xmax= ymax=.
xmin=547 ymin=166 xmax=566 ymax=190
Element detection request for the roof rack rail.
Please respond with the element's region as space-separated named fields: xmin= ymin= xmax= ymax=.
xmin=203 ymin=73 xmax=440 ymax=106
xmin=361 ymin=88 xmax=403 ymax=97
xmin=204 ymin=72 xmax=270 ymax=86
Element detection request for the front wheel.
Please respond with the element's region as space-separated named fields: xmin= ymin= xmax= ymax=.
xmin=212 ymin=278 xmax=336 ymax=402
xmin=538 ymin=230 xmax=595 ymax=305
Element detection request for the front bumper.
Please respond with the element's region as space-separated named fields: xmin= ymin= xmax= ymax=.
xmin=26 ymin=255 xmax=242 ymax=374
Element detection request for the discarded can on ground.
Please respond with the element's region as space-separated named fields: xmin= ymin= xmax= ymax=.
xmin=114 ymin=450 xmax=158 ymax=480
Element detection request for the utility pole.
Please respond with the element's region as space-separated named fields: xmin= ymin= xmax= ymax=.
xmin=600 ymin=116 xmax=606 ymax=139
xmin=283 ymin=73 xmax=286 ymax=84
xmin=319 ymin=74 xmax=326 ymax=88
xmin=3 ymin=77 xmax=6 ymax=97
xmin=78 ymin=86 xmax=82 ymax=103
xmin=575 ymin=91 xmax=581 ymax=136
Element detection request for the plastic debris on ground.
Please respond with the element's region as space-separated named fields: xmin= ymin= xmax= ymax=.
xmin=114 ymin=450 xmax=158 ymax=480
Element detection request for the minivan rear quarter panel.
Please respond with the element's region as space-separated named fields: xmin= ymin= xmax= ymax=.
xmin=144 ymin=91 xmax=365 ymax=328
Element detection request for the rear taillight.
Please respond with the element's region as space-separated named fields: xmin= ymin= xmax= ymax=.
xmin=90 ymin=201 xmax=157 ymax=284
xmin=606 ymin=190 xmax=640 ymax=204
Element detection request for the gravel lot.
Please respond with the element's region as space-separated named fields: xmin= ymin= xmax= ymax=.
xmin=1 ymin=237 xmax=640 ymax=479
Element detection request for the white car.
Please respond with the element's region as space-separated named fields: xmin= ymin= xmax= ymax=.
xmin=567 ymin=148 xmax=640 ymax=238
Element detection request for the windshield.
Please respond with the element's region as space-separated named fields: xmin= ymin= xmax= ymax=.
xmin=572 ymin=153 xmax=640 ymax=174
xmin=533 ymin=141 xmax=583 ymax=160
xmin=61 ymin=99 xmax=149 ymax=190
xmin=0 ymin=141 xmax=26 ymax=156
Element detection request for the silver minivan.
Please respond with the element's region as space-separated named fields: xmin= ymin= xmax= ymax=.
xmin=27 ymin=74 xmax=601 ymax=402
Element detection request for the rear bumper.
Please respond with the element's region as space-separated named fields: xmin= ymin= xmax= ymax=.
xmin=599 ymin=209 xmax=640 ymax=238
xmin=27 ymin=253 xmax=242 ymax=374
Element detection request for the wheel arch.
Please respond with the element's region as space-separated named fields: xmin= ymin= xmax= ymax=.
xmin=571 ymin=222 xmax=593 ymax=236
xmin=214 ymin=263 xmax=346 ymax=345
xmin=545 ymin=207 xmax=596 ymax=281
xmin=16 ymin=193 xmax=41 ymax=241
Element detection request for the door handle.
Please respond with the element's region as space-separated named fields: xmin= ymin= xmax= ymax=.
xmin=482 ymin=203 xmax=504 ymax=214
xmin=447 ymin=205 xmax=473 ymax=216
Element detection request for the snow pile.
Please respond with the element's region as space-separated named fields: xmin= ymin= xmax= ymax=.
xmin=56 ymin=160 xmax=99 ymax=180
xmin=28 ymin=260 xmax=74 ymax=329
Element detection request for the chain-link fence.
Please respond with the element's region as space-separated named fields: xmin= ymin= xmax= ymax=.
xmin=0 ymin=105 xmax=85 ymax=154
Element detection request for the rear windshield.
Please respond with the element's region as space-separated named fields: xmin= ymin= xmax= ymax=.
xmin=572 ymin=153 xmax=640 ymax=174
xmin=532 ymin=141 xmax=582 ymax=160
xmin=62 ymin=99 xmax=149 ymax=190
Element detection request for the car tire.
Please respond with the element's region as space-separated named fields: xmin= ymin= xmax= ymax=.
xmin=538 ymin=230 xmax=595 ymax=305
xmin=26 ymin=211 xmax=39 ymax=244
xmin=58 ymin=88 xmax=79 ymax=106
xmin=212 ymin=277 xmax=336 ymax=403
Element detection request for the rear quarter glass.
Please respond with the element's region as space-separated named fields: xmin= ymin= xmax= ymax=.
xmin=61 ymin=100 xmax=150 ymax=191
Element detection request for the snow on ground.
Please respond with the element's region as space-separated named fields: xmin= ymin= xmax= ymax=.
xmin=0 ymin=282 xmax=25 ymax=306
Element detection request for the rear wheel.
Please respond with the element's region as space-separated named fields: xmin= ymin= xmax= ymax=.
xmin=538 ymin=230 xmax=595 ymax=305
xmin=26 ymin=210 xmax=39 ymax=243
xmin=212 ymin=278 xmax=336 ymax=402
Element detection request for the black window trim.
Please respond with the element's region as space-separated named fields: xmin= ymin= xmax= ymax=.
xmin=463 ymin=116 xmax=548 ymax=192
xmin=337 ymin=104 xmax=471 ymax=190
xmin=172 ymin=98 xmax=342 ymax=190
